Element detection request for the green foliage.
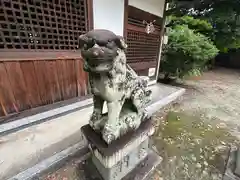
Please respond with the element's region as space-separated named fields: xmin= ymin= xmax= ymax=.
xmin=167 ymin=15 xmax=213 ymax=36
xmin=161 ymin=25 xmax=219 ymax=78
xmin=167 ymin=0 xmax=240 ymax=52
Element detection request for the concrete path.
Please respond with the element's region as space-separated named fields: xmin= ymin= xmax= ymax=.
xmin=0 ymin=107 xmax=92 ymax=180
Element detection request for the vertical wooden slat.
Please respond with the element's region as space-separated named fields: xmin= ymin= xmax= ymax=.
xmin=0 ymin=99 xmax=6 ymax=117
xmin=82 ymin=63 xmax=88 ymax=96
xmin=34 ymin=60 xmax=52 ymax=105
xmin=45 ymin=60 xmax=62 ymax=102
xmin=4 ymin=61 xmax=30 ymax=111
xmin=52 ymin=60 xmax=62 ymax=101
xmin=56 ymin=60 xmax=69 ymax=100
xmin=75 ymin=59 xmax=82 ymax=96
xmin=56 ymin=60 xmax=64 ymax=100
xmin=68 ymin=59 xmax=77 ymax=98
xmin=62 ymin=60 xmax=70 ymax=99
xmin=0 ymin=62 xmax=18 ymax=115
xmin=64 ymin=60 xmax=71 ymax=98
xmin=76 ymin=59 xmax=88 ymax=96
xmin=20 ymin=61 xmax=42 ymax=108
xmin=65 ymin=59 xmax=74 ymax=98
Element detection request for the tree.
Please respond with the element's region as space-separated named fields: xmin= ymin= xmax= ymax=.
xmin=167 ymin=0 xmax=240 ymax=52
xmin=167 ymin=15 xmax=213 ymax=36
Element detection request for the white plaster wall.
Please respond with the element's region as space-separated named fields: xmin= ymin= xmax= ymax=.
xmin=92 ymin=0 xmax=125 ymax=36
xmin=129 ymin=0 xmax=165 ymax=17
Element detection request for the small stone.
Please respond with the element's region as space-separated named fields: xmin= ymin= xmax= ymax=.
xmin=209 ymin=156 xmax=214 ymax=160
xmin=215 ymin=145 xmax=227 ymax=154
xmin=191 ymin=155 xmax=197 ymax=161
xmin=221 ymin=141 xmax=226 ymax=145
xmin=218 ymin=122 xmax=227 ymax=128
xmin=194 ymin=138 xmax=202 ymax=144
xmin=204 ymin=161 xmax=208 ymax=166
xmin=202 ymin=170 xmax=208 ymax=176
xmin=180 ymin=156 xmax=186 ymax=160
xmin=196 ymin=163 xmax=202 ymax=168
xmin=190 ymin=142 xmax=195 ymax=146
xmin=207 ymin=124 xmax=212 ymax=129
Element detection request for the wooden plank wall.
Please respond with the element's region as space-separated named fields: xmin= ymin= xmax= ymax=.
xmin=0 ymin=58 xmax=88 ymax=119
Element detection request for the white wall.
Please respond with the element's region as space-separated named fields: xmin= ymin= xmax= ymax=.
xmin=92 ymin=0 xmax=125 ymax=36
xmin=129 ymin=0 xmax=165 ymax=17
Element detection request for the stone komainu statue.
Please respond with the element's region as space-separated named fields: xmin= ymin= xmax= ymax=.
xmin=79 ymin=29 xmax=151 ymax=144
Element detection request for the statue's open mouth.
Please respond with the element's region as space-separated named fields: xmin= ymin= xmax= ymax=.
xmin=85 ymin=59 xmax=114 ymax=72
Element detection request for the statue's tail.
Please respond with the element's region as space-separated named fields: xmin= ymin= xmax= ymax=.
xmin=138 ymin=76 xmax=152 ymax=104
xmin=126 ymin=64 xmax=152 ymax=103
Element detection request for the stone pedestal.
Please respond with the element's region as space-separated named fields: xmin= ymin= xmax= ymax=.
xmin=81 ymin=119 xmax=162 ymax=180
xmin=223 ymin=146 xmax=240 ymax=180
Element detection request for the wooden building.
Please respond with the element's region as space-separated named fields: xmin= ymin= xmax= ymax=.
xmin=0 ymin=0 xmax=166 ymax=121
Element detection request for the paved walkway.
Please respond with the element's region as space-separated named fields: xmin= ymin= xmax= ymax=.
xmin=0 ymin=106 xmax=92 ymax=179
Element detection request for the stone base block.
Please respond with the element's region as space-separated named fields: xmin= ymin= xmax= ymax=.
xmin=80 ymin=149 xmax=162 ymax=180
xmin=92 ymin=139 xmax=149 ymax=180
xmin=81 ymin=119 xmax=161 ymax=180
xmin=223 ymin=147 xmax=240 ymax=180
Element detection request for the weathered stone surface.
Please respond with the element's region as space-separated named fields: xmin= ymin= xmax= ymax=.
xmin=81 ymin=117 xmax=154 ymax=157
xmin=223 ymin=146 xmax=240 ymax=180
xmin=79 ymin=29 xmax=152 ymax=144
xmin=92 ymin=140 xmax=149 ymax=180
xmin=234 ymin=148 xmax=240 ymax=177
xmin=81 ymin=118 xmax=160 ymax=180
xmin=80 ymin=149 xmax=162 ymax=180
xmin=79 ymin=29 xmax=160 ymax=180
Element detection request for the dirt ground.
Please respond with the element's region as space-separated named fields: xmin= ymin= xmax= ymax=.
xmin=41 ymin=68 xmax=240 ymax=180
xmin=172 ymin=68 xmax=240 ymax=138
xmin=150 ymin=67 xmax=240 ymax=180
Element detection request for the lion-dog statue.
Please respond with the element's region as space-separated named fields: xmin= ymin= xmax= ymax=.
xmin=79 ymin=29 xmax=151 ymax=144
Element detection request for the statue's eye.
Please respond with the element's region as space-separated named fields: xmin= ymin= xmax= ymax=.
xmin=106 ymin=41 xmax=115 ymax=49
xmin=87 ymin=42 xmax=94 ymax=49
xmin=83 ymin=44 xmax=88 ymax=50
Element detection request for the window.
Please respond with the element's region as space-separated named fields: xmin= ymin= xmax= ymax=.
xmin=0 ymin=0 xmax=88 ymax=50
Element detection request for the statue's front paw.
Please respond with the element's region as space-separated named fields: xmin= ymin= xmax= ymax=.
xmin=102 ymin=124 xmax=119 ymax=144
xmin=89 ymin=111 xmax=102 ymax=130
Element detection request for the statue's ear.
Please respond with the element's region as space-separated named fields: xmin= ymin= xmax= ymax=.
xmin=116 ymin=36 xmax=128 ymax=50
